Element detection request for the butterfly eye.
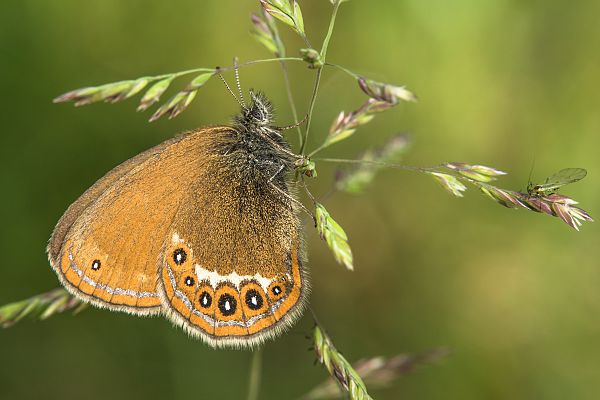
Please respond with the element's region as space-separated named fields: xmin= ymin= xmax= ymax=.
xmin=251 ymin=108 xmax=263 ymax=120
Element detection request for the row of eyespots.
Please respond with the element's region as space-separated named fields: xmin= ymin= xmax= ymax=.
xmin=183 ymin=279 xmax=288 ymax=319
xmin=171 ymin=247 xmax=290 ymax=319
xmin=191 ymin=285 xmax=280 ymax=318
xmin=190 ymin=287 xmax=260 ymax=316
xmin=171 ymin=247 xmax=287 ymax=302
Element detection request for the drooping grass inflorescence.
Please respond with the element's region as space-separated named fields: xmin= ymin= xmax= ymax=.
xmin=431 ymin=163 xmax=593 ymax=231
xmin=303 ymin=345 xmax=449 ymax=400
xmin=312 ymin=324 xmax=374 ymax=400
xmin=0 ymin=288 xmax=85 ymax=328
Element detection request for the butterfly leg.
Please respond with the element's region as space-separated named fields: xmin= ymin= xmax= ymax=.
xmin=268 ymin=180 xmax=313 ymax=218
xmin=268 ymin=164 xmax=285 ymax=183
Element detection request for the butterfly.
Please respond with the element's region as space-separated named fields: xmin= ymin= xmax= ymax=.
xmin=47 ymin=89 xmax=309 ymax=348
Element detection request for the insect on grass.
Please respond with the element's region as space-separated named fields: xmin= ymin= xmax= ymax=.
xmin=527 ymin=168 xmax=587 ymax=197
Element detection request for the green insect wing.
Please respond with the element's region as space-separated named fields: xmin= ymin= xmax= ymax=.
xmin=531 ymin=168 xmax=587 ymax=195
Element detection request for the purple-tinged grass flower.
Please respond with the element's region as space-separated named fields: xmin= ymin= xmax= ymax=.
xmin=358 ymin=77 xmax=417 ymax=104
xmin=304 ymin=347 xmax=448 ymax=399
xmin=54 ymin=79 xmax=150 ymax=107
xmin=251 ymin=8 xmax=285 ymax=56
xmin=137 ymin=77 xmax=174 ymax=112
xmin=147 ymin=73 xmax=212 ymax=121
xmin=324 ymin=99 xmax=394 ymax=149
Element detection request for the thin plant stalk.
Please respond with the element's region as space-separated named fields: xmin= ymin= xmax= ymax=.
xmin=279 ymin=60 xmax=304 ymax=147
xmin=317 ymin=157 xmax=433 ymax=173
xmin=300 ymin=70 xmax=323 ymax=156
xmin=300 ymin=0 xmax=342 ymax=155
xmin=307 ymin=141 xmax=329 ymax=158
xmin=325 ymin=62 xmax=360 ymax=79
xmin=247 ymin=349 xmax=263 ymax=400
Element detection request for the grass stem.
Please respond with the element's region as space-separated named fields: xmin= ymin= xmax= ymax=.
xmin=247 ymin=349 xmax=263 ymax=400
xmin=300 ymin=0 xmax=342 ymax=155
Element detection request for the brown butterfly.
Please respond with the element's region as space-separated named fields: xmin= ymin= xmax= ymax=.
xmin=47 ymin=89 xmax=308 ymax=348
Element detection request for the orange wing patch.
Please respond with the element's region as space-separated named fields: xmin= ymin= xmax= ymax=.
xmin=160 ymin=237 xmax=307 ymax=347
xmin=240 ymin=281 xmax=277 ymax=335
xmin=191 ymin=283 xmax=216 ymax=335
xmin=57 ymin=239 xmax=161 ymax=311
xmin=213 ymin=284 xmax=247 ymax=337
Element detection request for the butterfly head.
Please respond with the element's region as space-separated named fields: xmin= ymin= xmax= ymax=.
xmin=238 ymin=89 xmax=274 ymax=129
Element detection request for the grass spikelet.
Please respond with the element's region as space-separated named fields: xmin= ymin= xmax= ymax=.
xmin=358 ymin=77 xmax=417 ymax=104
xmin=0 ymin=288 xmax=84 ymax=328
xmin=304 ymin=347 xmax=449 ymax=399
xmin=335 ymin=134 xmax=409 ymax=194
xmin=312 ymin=325 xmax=373 ymax=400
xmin=315 ymin=203 xmax=353 ymax=271
xmin=260 ymin=0 xmax=306 ymax=37
xmin=427 ymin=172 xmax=467 ymax=197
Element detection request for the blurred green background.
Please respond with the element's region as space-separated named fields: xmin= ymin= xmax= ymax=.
xmin=1 ymin=0 xmax=599 ymax=399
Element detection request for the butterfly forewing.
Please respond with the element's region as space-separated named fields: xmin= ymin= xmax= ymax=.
xmin=48 ymin=127 xmax=230 ymax=315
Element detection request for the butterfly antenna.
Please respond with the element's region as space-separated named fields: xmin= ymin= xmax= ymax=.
xmin=217 ymin=70 xmax=242 ymax=108
xmin=526 ymin=155 xmax=536 ymax=192
xmin=233 ymin=57 xmax=246 ymax=108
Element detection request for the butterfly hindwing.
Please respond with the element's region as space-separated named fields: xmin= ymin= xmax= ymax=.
xmin=160 ymin=234 xmax=306 ymax=347
xmin=158 ymin=149 xmax=307 ymax=347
